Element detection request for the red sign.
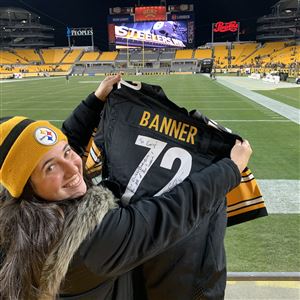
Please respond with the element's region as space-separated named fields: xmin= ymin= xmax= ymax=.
xmin=213 ymin=21 xmax=239 ymax=33
xmin=135 ymin=6 xmax=166 ymax=22
xmin=108 ymin=24 xmax=115 ymax=43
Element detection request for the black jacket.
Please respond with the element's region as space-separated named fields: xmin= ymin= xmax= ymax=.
xmin=60 ymin=93 xmax=241 ymax=300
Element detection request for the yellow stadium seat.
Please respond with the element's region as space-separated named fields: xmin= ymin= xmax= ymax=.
xmin=80 ymin=52 xmax=101 ymax=62
xmin=98 ymin=51 xmax=118 ymax=61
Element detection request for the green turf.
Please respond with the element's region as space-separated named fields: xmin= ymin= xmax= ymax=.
xmin=254 ymin=87 xmax=300 ymax=109
xmin=2 ymin=75 xmax=298 ymax=179
xmin=1 ymin=74 xmax=299 ymax=272
xmin=226 ymin=214 xmax=300 ymax=272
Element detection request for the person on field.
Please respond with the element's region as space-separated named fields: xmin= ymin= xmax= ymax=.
xmin=0 ymin=75 xmax=252 ymax=299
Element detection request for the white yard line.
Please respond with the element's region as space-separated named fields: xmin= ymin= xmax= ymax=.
xmin=257 ymin=180 xmax=300 ymax=213
xmin=2 ymin=108 xmax=72 ymax=110
xmin=0 ymin=76 xmax=63 ymax=83
xmin=216 ymin=119 xmax=289 ymax=122
xmin=78 ymin=81 xmax=103 ymax=83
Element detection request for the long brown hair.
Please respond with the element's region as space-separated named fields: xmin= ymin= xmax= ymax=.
xmin=0 ymin=186 xmax=66 ymax=300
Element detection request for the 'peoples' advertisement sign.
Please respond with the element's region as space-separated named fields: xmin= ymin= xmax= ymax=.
xmin=67 ymin=27 xmax=93 ymax=37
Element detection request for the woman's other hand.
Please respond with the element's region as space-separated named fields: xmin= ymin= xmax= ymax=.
xmin=94 ymin=74 xmax=121 ymax=101
xmin=230 ymin=139 xmax=253 ymax=173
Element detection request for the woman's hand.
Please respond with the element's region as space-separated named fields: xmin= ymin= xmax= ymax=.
xmin=94 ymin=74 xmax=121 ymax=101
xmin=230 ymin=139 xmax=253 ymax=173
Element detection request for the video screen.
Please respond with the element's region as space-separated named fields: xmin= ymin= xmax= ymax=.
xmin=114 ymin=21 xmax=188 ymax=48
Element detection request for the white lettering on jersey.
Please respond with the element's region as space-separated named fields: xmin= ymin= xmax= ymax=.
xmin=121 ymin=135 xmax=192 ymax=204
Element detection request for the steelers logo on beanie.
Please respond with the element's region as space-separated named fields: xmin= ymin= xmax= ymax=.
xmin=0 ymin=116 xmax=67 ymax=198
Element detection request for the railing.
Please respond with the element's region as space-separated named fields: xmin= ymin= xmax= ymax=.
xmin=228 ymin=272 xmax=300 ymax=281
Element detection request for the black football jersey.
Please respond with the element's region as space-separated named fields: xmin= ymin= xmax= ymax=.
xmin=87 ymin=80 xmax=267 ymax=226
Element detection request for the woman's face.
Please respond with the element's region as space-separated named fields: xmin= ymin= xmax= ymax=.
xmin=30 ymin=141 xmax=87 ymax=201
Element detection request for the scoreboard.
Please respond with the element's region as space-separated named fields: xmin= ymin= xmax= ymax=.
xmin=108 ymin=5 xmax=194 ymax=49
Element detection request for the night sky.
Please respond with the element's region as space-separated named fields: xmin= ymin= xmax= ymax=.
xmin=2 ymin=0 xmax=278 ymax=49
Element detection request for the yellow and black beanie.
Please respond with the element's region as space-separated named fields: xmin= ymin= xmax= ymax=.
xmin=0 ymin=116 xmax=67 ymax=198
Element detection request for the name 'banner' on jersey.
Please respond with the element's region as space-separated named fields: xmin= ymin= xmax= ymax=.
xmin=138 ymin=110 xmax=198 ymax=145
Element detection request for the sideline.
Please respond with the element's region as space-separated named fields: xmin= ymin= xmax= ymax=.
xmin=0 ymin=76 xmax=63 ymax=84
xmin=215 ymin=76 xmax=300 ymax=124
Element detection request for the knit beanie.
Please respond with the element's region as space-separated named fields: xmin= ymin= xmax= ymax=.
xmin=0 ymin=116 xmax=67 ymax=198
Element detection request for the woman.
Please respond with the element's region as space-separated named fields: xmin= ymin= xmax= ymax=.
xmin=0 ymin=76 xmax=252 ymax=300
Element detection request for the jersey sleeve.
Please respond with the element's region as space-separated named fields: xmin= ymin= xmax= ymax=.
xmin=79 ymin=158 xmax=241 ymax=277
xmin=62 ymin=93 xmax=104 ymax=156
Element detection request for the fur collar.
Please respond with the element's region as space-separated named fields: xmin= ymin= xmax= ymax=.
xmin=39 ymin=185 xmax=118 ymax=299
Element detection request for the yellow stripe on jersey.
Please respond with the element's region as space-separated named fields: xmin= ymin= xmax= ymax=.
xmin=85 ymin=140 xmax=103 ymax=175
xmin=227 ymin=202 xmax=266 ymax=217
xmin=227 ymin=179 xmax=262 ymax=205
xmin=226 ymin=168 xmax=266 ymax=218
xmin=83 ymin=130 xmax=96 ymax=163
xmin=227 ymin=196 xmax=264 ymax=212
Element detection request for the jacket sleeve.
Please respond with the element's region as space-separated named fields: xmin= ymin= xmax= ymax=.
xmin=79 ymin=157 xmax=241 ymax=278
xmin=61 ymin=93 xmax=104 ymax=156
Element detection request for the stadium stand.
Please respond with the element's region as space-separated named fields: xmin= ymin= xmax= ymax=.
xmin=194 ymin=48 xmax=213 ymax=59
xmin=71 ymin=65 xmax=86 ymax=75
xmin=80 ymin=51 xmax=101 ymax=62
xmin=1 ymin=1 xmax=299 ymax=80
xmin=98 ymin=51 xmax=118 ymax=61
xmin=1 ymin=41 xmax=299 ymax=79
xmin=61 ymin=49 xmax=83 ymax=63
xmin=130 ymin=50 xmax=159 ymax=61
xmin=40 ymin=48 xmax=69 ymax=64
xmin=213 ymin=44 xmax=229 ymax=68
xmin=256 ymin=0 xmax=298 ymax=41
xmin=171 ymin=60 xmax=197 ymax=73
xmin=0 ymin=50 xmax=28 ymax=64
xmin=116 ymin=51 xmax=129 ymax=61
xmin=13 ymin=49 xmax=42 ymax=63
xmin=87 ymin=66 xmax=114 ymax=73
xmin=242 ymin=41 xmax=286 ymax=65
xmin=130 ymin=49 xmax=160 ymax=61
xmin=175 ymin=49 xmax=194 ymax=59
xmin=265 ymin=44 xmax=300 ymax=66
xmin=144 ymin=50 xmax=160 ymax=61
xmin=159 ymin=50 xmax=176 ymax=60
xmin=170 ymin=49 xmax=197 ymax=73
xmin=230 ymin=42 xmax=259 ymax=67
xmin=0 ymin=7 xmax=54 ymax=48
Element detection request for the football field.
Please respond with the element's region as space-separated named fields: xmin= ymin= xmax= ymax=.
xmin=1 ymin=74 xmax=299 ymax=272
